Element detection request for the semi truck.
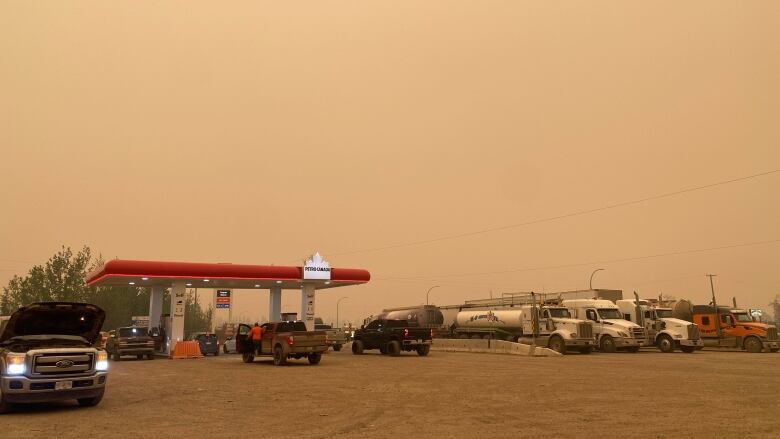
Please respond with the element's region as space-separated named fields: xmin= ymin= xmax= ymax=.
xmin=615 ymin=297 xmax=702 ymax=353
xmin=563 ymin=299 xmax=645 ymax=352
xmin=672 ymin=300 xmax=779 ymax=353
xmin=450 ymin=306 xmax=595 ymax=354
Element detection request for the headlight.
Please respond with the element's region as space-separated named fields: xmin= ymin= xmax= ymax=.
xmin=96 ymin=351 xmax=109 ymax=371
xmin=618 ymin=331 xmax=629 ymax=338
xmin=5 ymin=353 xmax=26 ymax=375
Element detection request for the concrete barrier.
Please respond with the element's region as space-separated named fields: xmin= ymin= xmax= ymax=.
xmin=430 ymin=338 xmax=561 ymax=357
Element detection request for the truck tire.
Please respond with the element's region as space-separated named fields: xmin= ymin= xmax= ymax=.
xmin=599 ymin=335 xmax=617 ymax=353
xmin=333 ymin=344 xmax=342 ymax=352
xmin=744 ymin=336 xmax=763 ymax=353
xmin=379 ymin=344 xmax=388 ymax=355
xmin=137 ymin=354 xmax=144 ymax=360
xmin=680 ymin=346 xmax=696 ymax=353
xmin=273 ymin=345 xmax=288 ymax=366
xmin=548 ymin=335 xmax=566 ymax=354
xmin=657 ymin=334 xmax=675 ymax=353
xmin=770 ymin=348 xmax=779 ymax=353
xmin=308 ymin=353 xmax=322 ymax=365
xmin=242 ymin=352 xmax=254 ymax=363
xmin=416 ymin=345 xmax=431 ymax=356
xmin=77 ymin=389 xmax=105 ymax=407
xmin=0 ymin=391 xmax=13 ymax=414
xmin=387 ymin=340 xmax=401 ymax=356
xmin=457 ymin=333 xmax=468 ymax=339
xmin=579 ymin=346 xmax=593 ymax=355
xmin=352 ymin=340 xmax=364 ymax=355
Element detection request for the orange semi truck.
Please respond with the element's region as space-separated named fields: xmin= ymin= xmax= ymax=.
xmin=673 ymin=302 xmax=779 ymax=353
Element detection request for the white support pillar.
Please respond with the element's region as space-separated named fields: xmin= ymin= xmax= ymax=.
xmin=169 ymin=280 xmax=186 ymax=353
xmin=301 ymin=284 xmax=316 ymax=331
xmin=149 ymin=286 xmax=164 ymax=331
xmin=269 ymin=287 xmax=282 ymax=322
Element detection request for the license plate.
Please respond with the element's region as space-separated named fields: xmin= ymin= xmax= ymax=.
xmin=55 ymin=381 xmax=73 ymax=390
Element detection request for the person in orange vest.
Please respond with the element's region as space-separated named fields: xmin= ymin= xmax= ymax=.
xmin=248 ymin=323 xmax=263 ymax=354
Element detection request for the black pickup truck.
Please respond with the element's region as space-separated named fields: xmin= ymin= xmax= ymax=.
xmin=352 ymin=319 xmax=432 ymax=356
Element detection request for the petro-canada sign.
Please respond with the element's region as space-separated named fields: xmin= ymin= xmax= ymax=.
xmin=303 ymin=252 xmax=331 ymax=280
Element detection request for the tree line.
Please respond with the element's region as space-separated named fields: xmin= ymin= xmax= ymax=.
xmin=1 ymin=246 xmax=213 ymax=335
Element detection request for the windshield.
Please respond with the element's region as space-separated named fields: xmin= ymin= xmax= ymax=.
xmin=119 ymin=327 xmax=148 ymax=337
xmin=655 ymin=309 xmax=673 ymax=318
xmin=733 ymin=313 xmax=753 ymax=322
xmin=597 ymin=309 xmax=624 ymax=320
xmin=547 ymin=308 xmax=571 ymax=318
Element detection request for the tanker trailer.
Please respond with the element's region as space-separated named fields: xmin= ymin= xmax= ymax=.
xmin=452 ymin=309 xmax=524 ymax=341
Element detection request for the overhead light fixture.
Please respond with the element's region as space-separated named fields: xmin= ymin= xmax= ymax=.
xmin=276 ymin=280 xmax=283 ymax=284
xmin=254 ymin=284 xmax=260 ymax=288
xmin=324 ymin=281 xmax=331 ymax=285
xmin=128 ymin=282 xmax=135 ymax=285
xmin=203 ymin=279 xmax=210 ymax=282
xmin=141 ymin=277 xmax=149 ymax=281
xmin=186 ymin=283 xmax=192 ymax=286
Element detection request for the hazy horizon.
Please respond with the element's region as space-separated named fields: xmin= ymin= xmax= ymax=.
xmin=2 ymin=2 xmax=778 ymax=324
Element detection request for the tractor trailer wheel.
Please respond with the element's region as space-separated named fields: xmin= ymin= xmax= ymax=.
xmin=599 ymin=335 xmax=617 ymax=353
xmin=387 ymin=340 xmax=401 ymax=356
xmin=548 ymin=335 xmax=566 ymax=354
xmin=744 ymin=336 xmax=763 ymax=353
xmin=657 ymin=334 xmax=675 ymax=353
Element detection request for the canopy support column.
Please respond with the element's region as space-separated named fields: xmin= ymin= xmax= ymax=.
xmin=269 ymin=287 xmax=282 ymax=322
xmin=301 ymin=284 xmax=316 ymax=331
xmin=169 ymin=280 xmax=186 ymax=353
xmin=149 ymin=286 xmax=164 ymax=331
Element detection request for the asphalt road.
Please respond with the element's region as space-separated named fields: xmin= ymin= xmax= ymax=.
xmin=1 ymin=348 xmax=779 ymax=438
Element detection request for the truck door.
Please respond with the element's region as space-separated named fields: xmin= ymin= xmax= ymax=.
xmin=235 ymin=324 xmax=251 ymax=354
xmin=261 ymin=323 xmax=274 ymax=355
xmin=585 ymin=309 xmax=602 ymax=338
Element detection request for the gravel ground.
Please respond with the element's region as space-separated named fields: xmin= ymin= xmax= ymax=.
xmin=1 ymin=348 xmax=779 ymax=438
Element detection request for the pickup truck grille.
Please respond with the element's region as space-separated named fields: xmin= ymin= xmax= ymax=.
xmin=767 ymin=327 xmax=778 ymax=341
xmin=33 ymin=353 xmax=94 ymax=375
xmin=631 ymin=327 xmax=645 ymax=339
xmin=687 ymin=324 xmax=701 ymax=340
xmin=577 ymin=322 xmax=593 ymax=339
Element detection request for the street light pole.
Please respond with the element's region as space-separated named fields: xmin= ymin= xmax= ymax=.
xmin=336 ymin=297 xmax=348 ymax=329
xmin=426 ymin=285 xmax=440 ymax=305
xmin=589 ymin=268 xmax=605 ymax=290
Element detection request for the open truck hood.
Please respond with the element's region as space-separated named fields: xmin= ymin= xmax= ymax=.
xmin=0 ymin=302 xmax=105 ymax=344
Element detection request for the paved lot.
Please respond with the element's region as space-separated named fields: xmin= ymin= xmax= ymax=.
xmin=1 ymin=348 xmax=779 ymax=438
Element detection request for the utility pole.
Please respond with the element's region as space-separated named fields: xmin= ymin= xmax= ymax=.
xmin=707 ymin=274 xmax=721 ymax=338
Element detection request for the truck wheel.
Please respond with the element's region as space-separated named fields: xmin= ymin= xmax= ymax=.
xmin=579 ymin=346 xmax=593 ymax=355
xmin=744 ymin=336 xmax=763 ymax=353
xmin=352 ymin=340 xmax=364 ymax=355
xmin=273 ymin=345 xmax=287 ymax=366
xmin=599 ymin=335 xmax=617 ymax=353
xmin=379 ymin=344 xmax=388 ymax=355
xmin=137 ymin=354 xmax=144 ymax=360
xmin=0 ymin=391 xmax=13 ymax=414
xmin=333 ymin=344 xmax=342 ymax=352
xmin=770 ymin=348 xmax=779 ymax=353
xmin=387 ymin=340 xmax=401 ymax=356
xmin=308 ymin=353 xmax=322 ymax=365
xmin=680 ymin=346 xmax=696 ymax=353
xmin=548 ymin=335 xmax=566 ymax=354
xmin=242 ymin=352 xmax=254 ymax=363
xmin=416 ymin=345 xmax=431 ymax=356
xmin=77 ymin=389 xmax=105 ymax=407
xmin=657 ymin=335 xmax=675 ymax=353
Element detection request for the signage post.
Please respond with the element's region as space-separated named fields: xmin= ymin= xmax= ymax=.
xmin=215 ymin=289 xmax=232 ymax=323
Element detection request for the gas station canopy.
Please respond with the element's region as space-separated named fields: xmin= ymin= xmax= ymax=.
xmin=86 ymin=259 xmax=371 ymax=290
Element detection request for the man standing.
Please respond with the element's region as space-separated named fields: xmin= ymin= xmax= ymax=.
xmin=248 ymin=323 xmax=263 ymax=354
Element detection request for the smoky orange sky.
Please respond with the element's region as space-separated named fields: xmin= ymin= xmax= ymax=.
xmin=1 ymin=2 xmax=778 ymax=325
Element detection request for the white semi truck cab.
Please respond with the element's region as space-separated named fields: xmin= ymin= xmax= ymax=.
xmin=519 ymin=306 xmax=595 ymax=354
xmin=563 ymin=299 xmax=645 ymax=353
xmin=616 ymin=299 xmax=702 ymax=353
